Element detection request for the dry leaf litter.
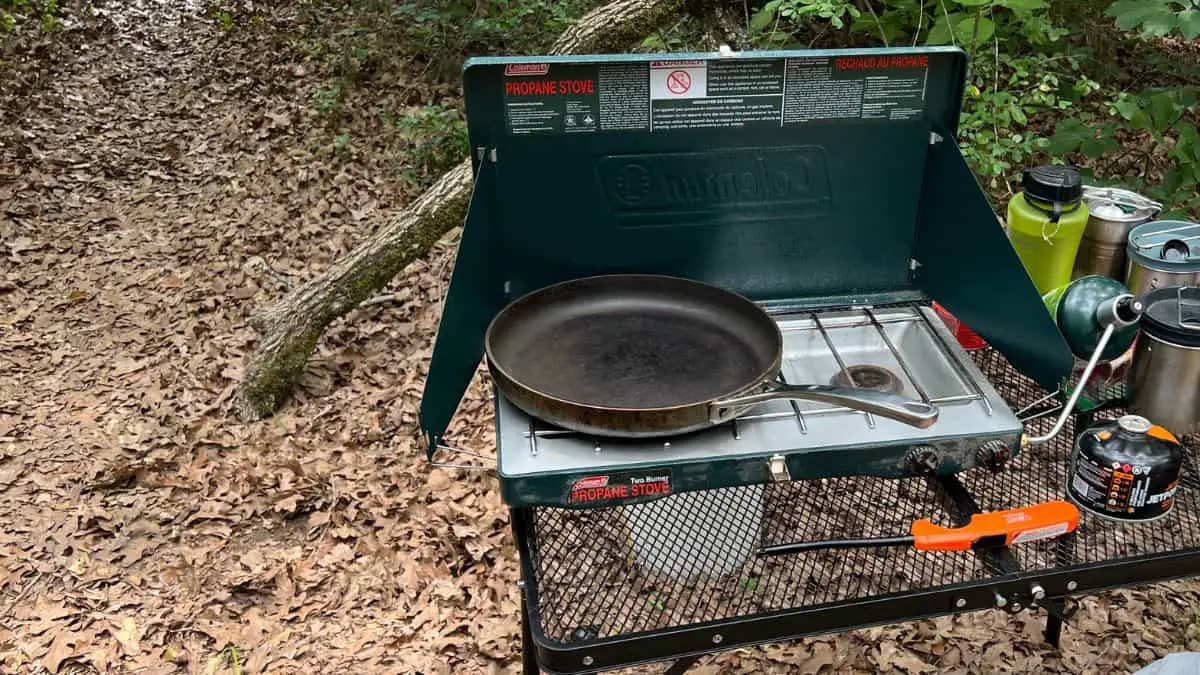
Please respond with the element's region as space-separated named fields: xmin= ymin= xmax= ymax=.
xmin=1 ymin=1 xmax=1198 ymax=673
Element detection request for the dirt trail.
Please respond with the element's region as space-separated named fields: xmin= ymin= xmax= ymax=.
xmin=1 ymin=2 xmax=1198 ymax=673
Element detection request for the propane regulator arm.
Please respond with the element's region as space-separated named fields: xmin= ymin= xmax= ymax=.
xmin=1023 ymin=294 xmax=1144 ymax=447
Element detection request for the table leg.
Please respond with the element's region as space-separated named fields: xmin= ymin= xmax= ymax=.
xmin=1044 ymin=599 xmax=1065 ymax=648
xmin=663 ymin=654 xmax=701 ymax=674
xmin=522 ymin=599 xmax=539 ymax=675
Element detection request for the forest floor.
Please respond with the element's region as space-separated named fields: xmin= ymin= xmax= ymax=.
xmin=1 ymin=1 xmax=1199 ymax=674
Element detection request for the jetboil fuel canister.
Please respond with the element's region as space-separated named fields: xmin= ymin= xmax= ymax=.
xmin=1067 ymin=415 xmax=1184 ymax=522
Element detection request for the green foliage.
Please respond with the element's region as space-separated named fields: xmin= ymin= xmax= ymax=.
xmin=310 ymin=84 xmax=343 ymax=116
xmin=212 ymin=9 xmax=235 ymax=31
xmin=744 ymin=0 xmax=1200 ymax=218
xmin=749 ymin=0 xmax=1061 ymax=51
xmin=1051 ymin=88 xmax=1200 ymax=215
xmin=0 ymin=0 xmax=61 ymax=35
xmin=750 ymin=0 xmax=1075 ymax=183
xmin=380 ymin=0 xmax=593 ymax=79
xmin=960 ymin=54 xmax=1099 ymax=183
xmin=393 ymin=103 xmax=469 ymax=186
xmin=752 ymin=0 xmax=862 ymax=36
xmin=1046 ymin=0 xmax=1200 ymax=216
xmin=924 ymin=0 xmax=1066 ymax=50
xmin=1106 ymin=0 xmax=1200 ymax=40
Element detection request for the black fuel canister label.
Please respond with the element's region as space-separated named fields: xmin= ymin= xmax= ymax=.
xmin=566 ymin=471 xmax=673 ymax=507
xmin=501 ymin=56 xmax=929 ymax=135
xmin=1068 ymin=453 xmax=1178 ymax=520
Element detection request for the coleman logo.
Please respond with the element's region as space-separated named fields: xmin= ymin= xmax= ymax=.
xmin=663 ymin=157 xmax=797 ymax=204
xmin=571 ymin=476 xmax=609 ymax=490
xmin=504 ymin=63 xmax=550 ymax=76
xmin=567 ymin=472 xmax=672 ymax=505
xmin=599 ymin=148 xmax=830 ymax=225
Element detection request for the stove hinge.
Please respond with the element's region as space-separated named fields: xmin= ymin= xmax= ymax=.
xmin=767 ymin=454 xmax=791 ymax=482
xmin=475 ymin=146 xmax=497 ymax=164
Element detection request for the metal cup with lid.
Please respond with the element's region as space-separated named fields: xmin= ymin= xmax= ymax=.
xmin=1129 ymin=286 xmax=1200 ymax=435
xmin=1126 ymin=220 xmax=1200 ymax=295
xmin=1073 ymin=186 xmax=1161 ymax=281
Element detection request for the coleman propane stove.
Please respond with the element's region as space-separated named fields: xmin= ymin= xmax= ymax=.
xmin=419 ymin=47 xmax=1200 ymax=674
xmin=496 ymin=304 xmax=1021 ymax=506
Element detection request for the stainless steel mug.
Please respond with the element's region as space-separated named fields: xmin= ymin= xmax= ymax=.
xmin=1129 ymin=287 xmax=1200 ymax=436
xmin=1074 ymin=186 xmax=1160 ymax=281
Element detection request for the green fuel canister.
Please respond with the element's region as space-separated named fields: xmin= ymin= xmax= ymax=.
xmin=1042 ymin=275 xmax=1140 ymax=361
xmin=1008 ymin=165 xmax=1090 ymax=294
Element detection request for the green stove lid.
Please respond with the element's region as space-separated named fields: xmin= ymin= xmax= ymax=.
xmin=461 ymin=47 xmax=968 ymax=301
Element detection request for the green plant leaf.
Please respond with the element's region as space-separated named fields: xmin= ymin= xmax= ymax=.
xmin=1178 ymin=8 xmax=1200 ymax=38
xmin=749 ymin=2 xmax=780 ymax=33
xmin=950 ymin=0 xmax=991 ymax=6
xmin=1080 ymin=136 xmax=1118 ymax=158
xmin=1048 ymin=118 xmax=1090 ymax=155
xmin=955 ymin=14 xmax=995 ymax=45
xmin=1106 ymin=0 xmax=1180 ymax=37
xmin=1148 ymin=92 xmax=1179 ymax=130
xmin=925 ymin=14 xmax=956 ymax=44
xmin=1164 ymin=166 xmax=1185 ymax=194
xmin=1000 ymin=0 xmax=1049 ymax=9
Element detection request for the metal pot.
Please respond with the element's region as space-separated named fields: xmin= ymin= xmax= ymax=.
xmin=1073 ymin=186 xmax=1160 ymax=281
xmin=1129 ymin=287 xmax=1200 ymax=436
xmin=1126 ymin=220 xmax=1200 ymax=295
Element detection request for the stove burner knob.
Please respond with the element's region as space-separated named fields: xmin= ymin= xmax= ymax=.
xmin=905 ymin=445 xmax=940 ymax=475
xmin=976 ymin=440 xmax=1012 ymax=472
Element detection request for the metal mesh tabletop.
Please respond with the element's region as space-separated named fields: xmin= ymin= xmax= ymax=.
xmin=515 ymin=349 xmax=1200 ymax=649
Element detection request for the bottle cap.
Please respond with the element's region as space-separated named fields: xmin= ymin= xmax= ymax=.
xmin=1022 ymin=165 xmax=1083 ymax=205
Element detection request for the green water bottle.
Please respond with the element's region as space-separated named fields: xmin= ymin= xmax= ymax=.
xmin=1007 ymin=165 xmax=1090 ymax=295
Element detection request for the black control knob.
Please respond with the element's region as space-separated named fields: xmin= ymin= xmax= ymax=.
xmin=905 ymin=445 xmax=940 ymax=475
xmin=976 ymin=440 xmax=1011 ymax=472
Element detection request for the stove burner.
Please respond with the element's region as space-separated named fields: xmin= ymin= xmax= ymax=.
xmin=829 ymin=365 xmax=904 ymax=394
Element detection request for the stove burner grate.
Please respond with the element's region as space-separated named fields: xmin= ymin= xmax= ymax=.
xmin=828 ymin=364 xmax=904 ymax=394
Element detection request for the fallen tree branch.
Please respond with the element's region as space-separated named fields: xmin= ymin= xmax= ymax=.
xmin=235 ymin=0 xmax=685 ymax=421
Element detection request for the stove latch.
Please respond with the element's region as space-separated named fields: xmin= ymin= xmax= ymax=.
xmin=767 ymin=454 xmax=791 ymax=482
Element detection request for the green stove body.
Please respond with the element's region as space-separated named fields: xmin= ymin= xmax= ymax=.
xmin=419 ymin=47 xmax=1074 ymax=507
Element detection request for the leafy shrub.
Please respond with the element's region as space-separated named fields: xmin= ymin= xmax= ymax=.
xmin=1106 ymin=0 xmax=1200 ymax=40
xmin=961 ymin=54 xmax=1099 ymax=185
xmin=1051 ymin=89 xmax=1200 ymax=216
xmin=393 ymin=103 xmax=469 ymax=186
xmin=1 ymin=0 xmax=62 ymax=35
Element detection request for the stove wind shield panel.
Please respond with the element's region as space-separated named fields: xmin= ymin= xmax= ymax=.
xmin=420 ymin=47 xmax=1073 ymax=465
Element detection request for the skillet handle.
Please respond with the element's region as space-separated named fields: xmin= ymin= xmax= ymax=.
xmin=713 ymin=383 xmax=939 ymax=429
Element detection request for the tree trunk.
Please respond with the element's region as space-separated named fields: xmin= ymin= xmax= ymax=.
xmin=235 ymin=0 xmax=685 ymax=421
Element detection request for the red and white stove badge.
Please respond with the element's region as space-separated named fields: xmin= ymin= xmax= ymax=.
xmin=571 ymin=476 xmax=610 ymax=491
xmin=504 ymin=63 xmax=550 ymax=76
xmin=568 ymin=473 xmax=672 ymax=505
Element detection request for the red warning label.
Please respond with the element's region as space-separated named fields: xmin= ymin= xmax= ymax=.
xmin=504 ymin=78 xmax=596 ymax=96
xmin=566 ymin=471 xmax=673 ymax=506
xmin=665 ymin=70 xmax=692 ymax=94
